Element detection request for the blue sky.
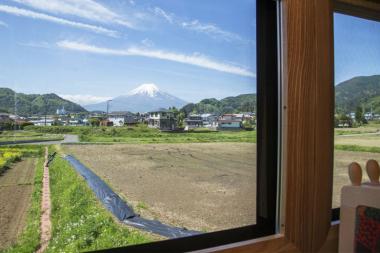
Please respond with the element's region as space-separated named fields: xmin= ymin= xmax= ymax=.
xmin=334 ymin=13 xmax=380 ymax=84
xmin=0 ymin=1 xmax=378 ymax=106
xmin=0 ymin=0 xmax=256 ymax=105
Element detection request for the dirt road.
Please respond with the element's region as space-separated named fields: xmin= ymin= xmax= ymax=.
xmin=0 ymin=158 xmax=36 ymax=250
xmin=63 ymin=143 xmax=256 ymax=232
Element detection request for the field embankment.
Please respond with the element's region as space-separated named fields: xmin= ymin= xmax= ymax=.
xmin=0 ymin=131 xmax=63 ymax=145
xmin=44 ymin=148 xmax=152 ymax=252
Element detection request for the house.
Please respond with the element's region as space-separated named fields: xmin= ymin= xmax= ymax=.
xmin=108 ymin=111 xmax=138 ymax=126
xmin=56 ymin=106 xmax=67 ymax=115
xmin=29 ymin=118 xmax=54 ymax=126
xmin=201 ymin=113 xmax=218 ymax=128
xmin=185 ymin=114 xmax=203 ymax=130
xmin=217 ymin=114 xmax=243 ymax=130
xmin=148 ymin=110 xmax=176 ymax=131
xmin=0 ymin=113 xmax=11 ymax=122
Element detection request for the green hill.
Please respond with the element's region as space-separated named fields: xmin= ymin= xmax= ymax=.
xmin=0 ymin=87 xmax=87 ymax=116
xmin=335 ymin=75 xmax=380 ymax=113
xmin=181 ymin=94 xmax=256 ymax=115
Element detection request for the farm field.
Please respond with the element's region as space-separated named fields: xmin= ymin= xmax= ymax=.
xmin=335 ymin=133 xmax=380 ymax=147
xmin=63 ymin=143 xmax=257 ymax=232
xmin=0 ymin=158 xmax=37 ymax=250
xmin=25 ymin=125 xmax=256 ymax=144
xmin=335 ymin=122 xmax=380 ymax=135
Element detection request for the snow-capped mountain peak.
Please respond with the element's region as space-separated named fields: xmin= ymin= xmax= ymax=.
xmin=129 ymin=83 xmax=159 ymax=97
xmin=85 ymin=83 xmax=188 ymax=113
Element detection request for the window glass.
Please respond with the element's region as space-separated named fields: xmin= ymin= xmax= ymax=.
xmin=0 ymin=0 xmax=257 ymax=251
xmin=333 ymin=13 xmax=380 ymax=208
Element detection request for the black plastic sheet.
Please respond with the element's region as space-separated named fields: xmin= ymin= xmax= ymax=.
xmin=64 ymin=155 xmax=201 ymax=238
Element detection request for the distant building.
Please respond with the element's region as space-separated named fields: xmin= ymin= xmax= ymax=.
xmin=148 ymin=110 xmax=176 ymax=131
xmin=218 ymin=114 xmax=243 ymax=130
xmin=56 ymin=106 xmax=67 ymax=115
xmin=201 ymin=113 xmax=218 ymax=128
xmin=108 ymin=111 xmax=138 ymax=127
xmin=185 ymin=114 xmax=203 ymax=130
xmin=0 ymin=113 xmax=11 ymax=122
xmin=29 ymin=118 xmax=54 ymax=126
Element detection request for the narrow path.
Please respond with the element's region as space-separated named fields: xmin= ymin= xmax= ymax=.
xmin=36 ymin=147 xmax=52 ymax=253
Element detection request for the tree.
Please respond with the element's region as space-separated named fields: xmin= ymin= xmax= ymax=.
xmin=89 ymin=118 xmax=100 ymax=127
xmin=355 ymin=106 xmax=365 ymax=125
xmin=176 ymin=112 xmax=185 ymax=128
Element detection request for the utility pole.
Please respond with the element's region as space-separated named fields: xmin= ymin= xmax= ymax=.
xmin=44 ymin=98 xmax=47 ymax=126
xmin=106 ymin=100 xmax=112 ymax=119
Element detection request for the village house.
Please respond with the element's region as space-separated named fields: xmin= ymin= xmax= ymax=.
xmin=185 ymin=114 xmax=203 ymax=130
xmin=108 ymin=111 xmax=138 ymax=127
xmin=201 ymin=113 xmax=218 ymax=128
xmin=217 ymin=114 xmax=243 ymax=130
xmin=148 ymin=110 xmax=176 ymax=131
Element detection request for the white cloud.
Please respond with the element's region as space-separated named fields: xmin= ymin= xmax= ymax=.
xmin=182 ymin=20 xmax=248 ymax=43
xmin=57 ymin=40 xmax=255 ymax=78
xmin=150 ymin=6 xmax=249 ymax=44
xmin=11 ymin=0 xmax=134 ymax=28
xmin=0 ymin=5 xmax=118 ymax=37
xmin=0 ymin=20 xmax=8 ymax=27
xmin=60 ymin=94 xmax=112 ymax=105
xmin=152 ymin=7 xmax=173 ymax=24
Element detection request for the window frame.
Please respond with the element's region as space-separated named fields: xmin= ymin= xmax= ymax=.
xmin=96 ymin=0 xmax=280 ymax=252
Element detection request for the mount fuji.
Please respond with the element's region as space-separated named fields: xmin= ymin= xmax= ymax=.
xmin=84 ymin=84 xmax=188 ymax=113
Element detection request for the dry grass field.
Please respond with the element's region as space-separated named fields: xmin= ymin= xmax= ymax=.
xmin=0 ymin=159 xmax=36 ymax=250
xmin=335 ymin=133 xmax=380 ymax=147
xmin=63 ymin=143 xmax=256 ymax=232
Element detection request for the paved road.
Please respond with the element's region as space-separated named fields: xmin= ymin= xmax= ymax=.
xmin=0 ymin=134 xmax=80 ymax=145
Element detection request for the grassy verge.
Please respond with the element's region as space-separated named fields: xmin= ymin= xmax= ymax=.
xmin=335 ymin=144 xmax=380 ymax=153
xmin=46 ymin=148 xmax=152 ymax=252
xmin=80 ymin=131 xmax=256 ymax=143
xmin=25 ymin=125 xmax=256 ymax=144
xmin=1 ymin=155 xmax=44 ymax=253
xmin=0 ymin=131 xmax=63 ymax=143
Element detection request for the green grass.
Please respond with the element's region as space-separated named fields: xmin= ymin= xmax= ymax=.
xmin=0 ymin=130 xmax=63 ymax=143
xmin=46 ymin=149 xmax=152 ymax=252
xmin=1 ymin=156 xmax=44 ymax=253
xmin=335 ymin=144 xmax=380 ymax=153
xmin=25 ymin=124 xmax=256 ymax=144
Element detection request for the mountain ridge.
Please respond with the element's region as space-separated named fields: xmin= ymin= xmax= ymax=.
xmin=335 ymin=75 xmax=380 ymax=114
xmin=0 ymin=87 xmax=87 ymax=116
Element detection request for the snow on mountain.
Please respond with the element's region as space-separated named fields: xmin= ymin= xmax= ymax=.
xmin=84 ymin=83 xmax=188 ymax=113
xmin=128 ymin=83 xmax=159 ymax=97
